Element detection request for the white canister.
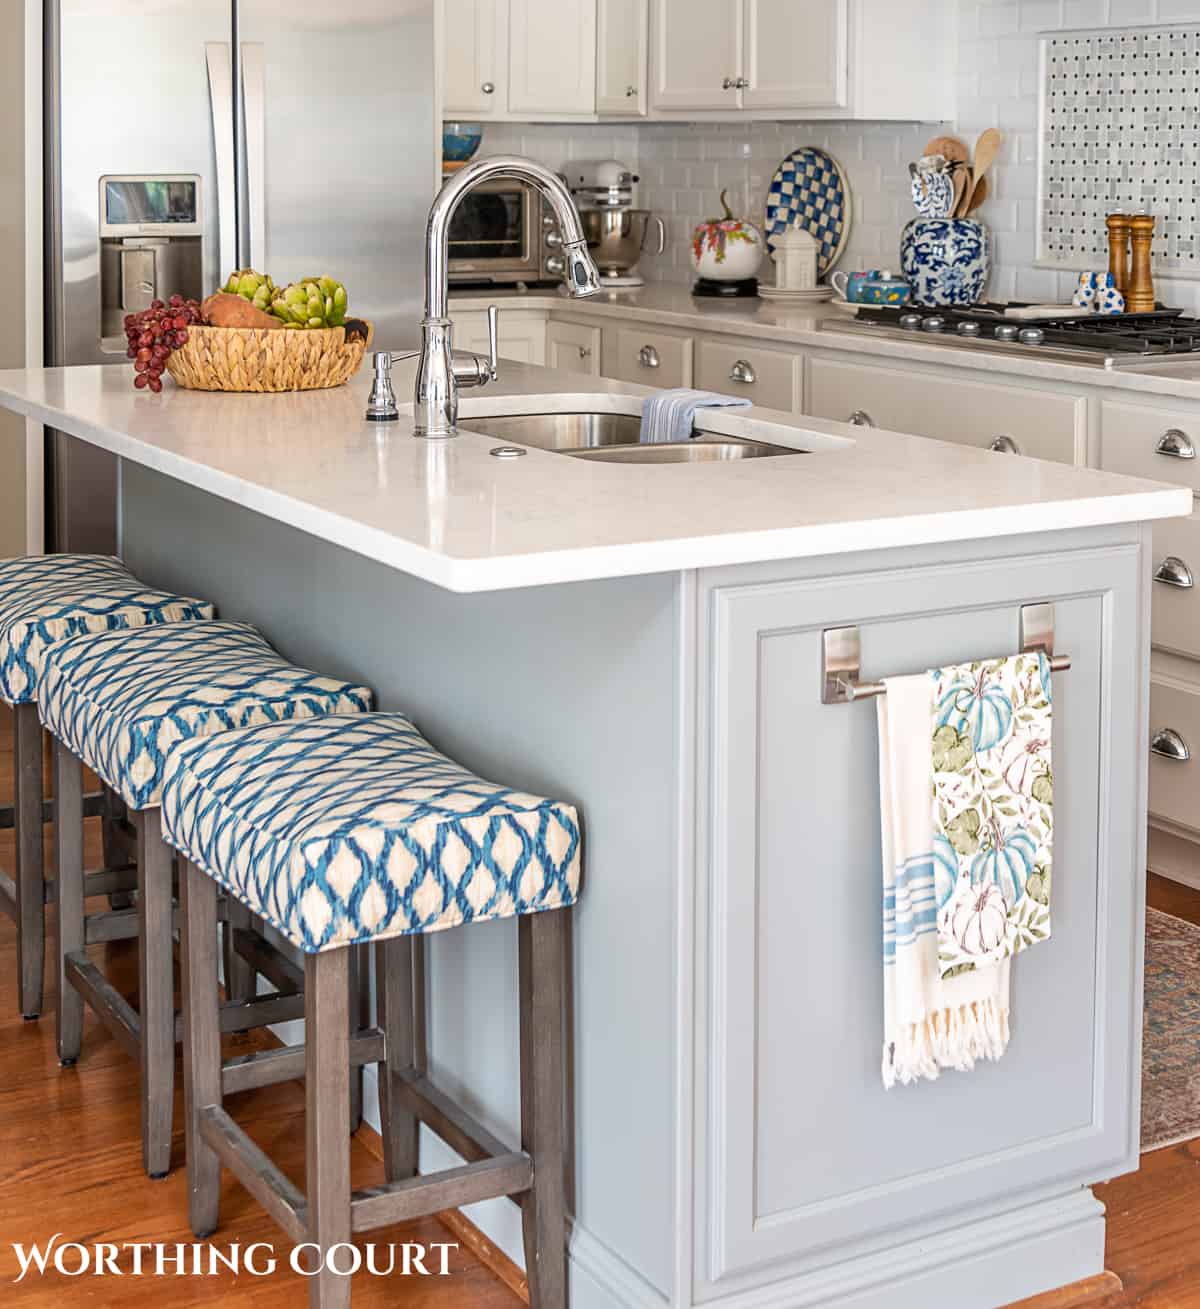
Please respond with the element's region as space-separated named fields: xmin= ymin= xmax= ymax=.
xmin=773 ymin=228 xmax=818 ymax=290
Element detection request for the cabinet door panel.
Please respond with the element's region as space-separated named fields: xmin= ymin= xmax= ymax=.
xmin=743 ymin=0 xmax=848 ymax=109
xmin=455 ymin=310 xmax=546 ymax=365
xmin=807 ymin=356 xmax=1083 ymax=463
xmin=1101 ymin=399 xmax=1200 ymax=495
xmin=608 ymin=325 xmax=693 ymax=388
xmin=444 ymin=0 xmax=505 ymax=115
xmin=697 ymin=543 xmax=1145 ymax=1284
xmin=509 ymin=0 xmax=596 ymax=114
xmin=1150 ymin=679 xmax=1200 ymax=834
xmin=651 ymin=0 xmax=741 ymax=111
xmin=596 ymin=0 xmax=647 ymax=114
xmin=1152 ymin=510 xmax=1200 ymax=659
xmin=695 ymin=338 xmax=800 ymax=412
xmin=547 ymin=319 xmax=602 ymax=375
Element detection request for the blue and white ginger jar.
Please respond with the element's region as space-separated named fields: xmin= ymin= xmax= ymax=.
xmin=900 ymin=218 xmax=990 ymax=308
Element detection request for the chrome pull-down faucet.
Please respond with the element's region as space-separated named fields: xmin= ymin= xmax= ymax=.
xmin=411 ymin=155 xmax=602 ymax=438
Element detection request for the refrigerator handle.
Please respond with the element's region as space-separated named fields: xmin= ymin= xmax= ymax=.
xmin=241 ymin=43 xmax=267 ymax=274
xmin=205 ymin=42 xmax=237 ymax=282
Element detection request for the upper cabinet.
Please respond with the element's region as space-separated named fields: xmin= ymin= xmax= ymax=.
xmin=596 ymin=0 xmax=648 ymax=115
xmin=509 ymin=0 xmax=597 ymax=115
xmin=650 ymin=0 xmax=953 ymax=121
xmin=443 ymin=0 xmax=508 ymax=117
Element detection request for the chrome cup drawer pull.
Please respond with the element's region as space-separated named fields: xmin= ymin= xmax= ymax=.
xmin=1154 ymin=555 xmax=1195 ymax=589
xmin=847 ymin=409 xmax=875 ymax=428
xmin=989 ymin=434 xmax=1020 ymax=454
xmin=1156 ymin=428 xmax=1196 ymax=459
xmin=729 ymin=359 xmax=756 ymax=384
xmin=638 ymin=344 xmax=660 ymax=369
xmin=1151 ymin=727 xmax=1192 ymax=762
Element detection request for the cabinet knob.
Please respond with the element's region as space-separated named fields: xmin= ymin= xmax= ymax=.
xmin=638 ymin=344 xmax=660 ymax=369
xmin=1154 ymin=555 xmax=1195 ymax=589
xmin=735 ymin=76 xmax=749 ymax=89
xmin=1151 ymin=727 xmax=1192 ymax=762
xmin=1156 ymin=427 xmax=1196 ymax=459
xmin=729 ymin=359 xmax=756 ymax=385
xmin=544 ymin=231 xmax=563 ymax=248
xmin=625 ymin=84 xmax=637 ymax=97
xmin=847 ymin=409 xmax=875 ymax=428
xmin=989 ymin=434 xmax=1020 ymax=454
xmin=722 ymin=76 xmax=736 ymax=90
xmin=578 ymin=345 xmax=592 ymax=359
xmin=481 ymin=81 xmax=495 ymax=95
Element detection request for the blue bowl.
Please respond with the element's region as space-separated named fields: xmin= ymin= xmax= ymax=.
xmin=442 ymin=122 xmax=483 ymax=163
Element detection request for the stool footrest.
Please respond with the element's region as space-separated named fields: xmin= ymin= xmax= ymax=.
xmin=230 ymin=928 xmax=304 ymax=996
xmin=199 ymin=1105 xmax=308 ymax=1243
xmin=222 ymin=1028 xmax=385 ymax=1096
xmin=0 ymin=791 xmax=107 ymax=831
xmin=218 ymin=990 xmax=306 ymax=1034
xmin=65 ymin=952 xmax=140 ymax=1059
xmin=351 ymin=1152 xmax=533 ymax=1233
xmin=396 ymin=1068 xmax=514 ymax=1165
xmin=0 ymin=863 xmax=140 ymax=923
xmin=84 ymin=902 xmax=140 ymax=946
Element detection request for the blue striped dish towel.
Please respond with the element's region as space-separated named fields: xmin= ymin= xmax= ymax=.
xmin=638 ymin=388 xmax=752 ymax=443
xmin=878 ymin=673 xmax=1011 ymax=1088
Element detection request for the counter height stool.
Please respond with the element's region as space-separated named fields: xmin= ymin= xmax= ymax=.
xmin=162 ymin=713 xmax=582 ymax=1308
xmin=0 ymin=553 xmax=213 ymax=1019
xmin=37 ymin=619 xmax=373 ymax=1178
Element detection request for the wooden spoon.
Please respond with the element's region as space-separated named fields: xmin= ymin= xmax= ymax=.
xmin=965 ymin=128 xmax=1003 ymax=211
xmin=966 ymin=173 xmax=990 ymax=214
xmin=924 ymin=134 xmax=970 ymax=166
xmin=950 ymin=166 xmax=969 ymax=218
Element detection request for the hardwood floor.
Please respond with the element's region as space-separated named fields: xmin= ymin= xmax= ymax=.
xmin=0 ymin=706 xmax=525 ymax=1305
xmin=4 ymin=701 xmax=1200 ymax=1307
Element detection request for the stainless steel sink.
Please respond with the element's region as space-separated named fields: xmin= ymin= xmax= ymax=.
xmin=458 ymin=411 xmax=804 ymax=462
xmin=564 ymin=438 xmax=801 ymax=463
xmin=458 ymin=412 xmax=643 ymax=450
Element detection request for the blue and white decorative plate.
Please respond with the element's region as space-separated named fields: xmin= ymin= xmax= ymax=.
xmin=764 ymin=147 xmax=852 ymax=277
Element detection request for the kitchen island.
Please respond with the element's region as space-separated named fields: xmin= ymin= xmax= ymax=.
xmin=0 ymin=359 xmax=1191 ymax=1309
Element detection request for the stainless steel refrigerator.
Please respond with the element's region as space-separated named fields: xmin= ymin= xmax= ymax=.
xmin=45 ymin=0 xmax=437 ymax=551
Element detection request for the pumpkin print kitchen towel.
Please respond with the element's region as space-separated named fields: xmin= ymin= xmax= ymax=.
xmin=879 ymin=673 xmax=1011 ymax=1088
xmin=932 ymin=652 xmax=1052 ymax=976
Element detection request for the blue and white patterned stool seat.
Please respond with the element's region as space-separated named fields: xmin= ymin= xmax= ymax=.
xmin=160 ymin=714 xmax=582 ymax=953
xmin=37 ymin=621 xmax=373 ymax=810
xmin=0 ymin=554 xmax=213 ymax=706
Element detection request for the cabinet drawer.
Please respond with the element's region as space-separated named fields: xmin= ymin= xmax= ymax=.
xmin=456 ymin=310 xmax=546 ymax=366
xmin=806 ymin=357 xmax=1081 ymax=463
xmin=608 ymin=325 xmax=692 ymax=388
xmin=1152 ymin=511 xmax=1200 ymax=658
xmin=695 ymin=338 xmax=799 ymax=412
xmin=1101 ymin=400 xmax=1200 ymax=494
xmin=547 ymin=319 xmax=601 ymax=376
xmin=1150 ymin=680 xmax=1200 ymax=833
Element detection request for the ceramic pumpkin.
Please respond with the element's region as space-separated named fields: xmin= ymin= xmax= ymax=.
xmin=691 ymin=190 xmax=764 ymax=282
xmin=951 ymin=883 xmax=1008 ymax=956
xmin=970 ymin=824 xmax=1037 ymax=908
xmin=936 ymin=666 xmax=1014 ymax=752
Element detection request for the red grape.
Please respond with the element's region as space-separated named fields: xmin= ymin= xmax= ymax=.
xmin=133 ymin=373 xmax=149 ymax=389
xmin=148 ymin=376 xmax=162 ymax=392
xmin=124 ymin=295 xmax=202 ymax=391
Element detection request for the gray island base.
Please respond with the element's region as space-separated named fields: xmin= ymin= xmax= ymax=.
xmin=0 ymin=360 xmax=1187 ymax=1308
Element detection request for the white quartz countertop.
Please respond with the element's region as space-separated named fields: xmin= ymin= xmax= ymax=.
xmin=454 ymin=282 xmax=1200 ymax=401
xmin=0 ymin=361 xmax=1190 ymax=592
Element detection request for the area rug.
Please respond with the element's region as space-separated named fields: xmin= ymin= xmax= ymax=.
xmin=1142 ymin=907 xmax=1200 ymax=1152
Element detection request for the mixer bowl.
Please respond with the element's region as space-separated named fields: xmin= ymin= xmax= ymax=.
xmin=580 ymin=209 xmax=666 ymax=275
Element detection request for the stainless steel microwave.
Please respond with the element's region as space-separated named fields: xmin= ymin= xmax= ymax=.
xmin=446 ymin=177 xmax=564 ymax=285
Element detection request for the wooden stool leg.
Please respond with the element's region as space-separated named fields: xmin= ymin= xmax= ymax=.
xmin=222 ymin=898 xmax=256 ymax=1003
xmin=306 ymin=948 xmax=352 ymax=1309
xmin=14 ymin=703 xmax=45 ymax=1020
xmin=181 ymin=858 xmax=222 ymax=1237
xmin=53 ymin=738 xmax=84 ymax=1064
xmin=137 ymin=808 xmax=176 ymax=1179
xmin=519 ymin=911 xmax=569 ymax=1309
xmin=348 ymin=943 xmax=369 ymax=1134
xmin=376 ymin=935 xmax=419 ymax=1181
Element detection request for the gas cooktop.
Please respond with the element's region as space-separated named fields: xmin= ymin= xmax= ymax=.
xmin=822 ymin=302 xmax=1200 ymax=369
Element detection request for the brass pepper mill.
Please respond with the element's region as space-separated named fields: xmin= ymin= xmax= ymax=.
xmin=1125 ymin=214 xmax=1156 ymax=313
xmin=1105 ymin=213 xmax=1131 ymax=294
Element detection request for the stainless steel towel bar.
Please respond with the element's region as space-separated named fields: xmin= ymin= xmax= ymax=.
xmin=821 ymin=602 xmax=1072 ymax=705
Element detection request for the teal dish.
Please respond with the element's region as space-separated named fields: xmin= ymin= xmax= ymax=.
xmin=442 ymin=122 xmax=483 ymax=163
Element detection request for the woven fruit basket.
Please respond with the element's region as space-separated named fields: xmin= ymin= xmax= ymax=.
xmin=165 ymin=323 xmax=370 ymax=393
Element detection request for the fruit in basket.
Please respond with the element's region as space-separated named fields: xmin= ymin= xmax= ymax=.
xmin=269 ymin=276 xmax=348 ymax=329
xmin=223 ymin=268 xmax=276 ymax=311
xmin=201 ymin=291 xmax=281 ymax=330
xmin=123 ymin=295 xmax=203 ymax=392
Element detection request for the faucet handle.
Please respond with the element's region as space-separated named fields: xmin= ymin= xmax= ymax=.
xmin=485 ymin=305 xmax=500 ymax=382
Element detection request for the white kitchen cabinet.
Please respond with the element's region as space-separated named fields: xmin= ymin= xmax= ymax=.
xmin=509 ymin=0 xmax=597 ymax=115
xmin=742 ymin=0 xmax=847 ymax=111
xmin=650 ymin=0 xmax=952 ymax=121
xmin=443 ymin=0 xmax=507 ymax=117
xmin=547 ymin=318 xmax=602 ymax=375
xmin=651 ymin=0 xmax=741 ymax=111
xmin=694 ymin=337 xmax=800 ymax=412
xmin=455 ymin=309 xmax=547 ymax=365
xmin=596 ymin=0 xmax=648 ymax=115
xmin=607 ymin=323 xmax=693 ymax=388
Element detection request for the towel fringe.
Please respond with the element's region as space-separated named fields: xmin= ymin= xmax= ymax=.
xmin=882 ymin=997 xmax=1011 ymax=1089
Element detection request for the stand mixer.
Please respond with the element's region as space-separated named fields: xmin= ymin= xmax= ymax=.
xmin=566 ymin=160 xmax=665 ymax=289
